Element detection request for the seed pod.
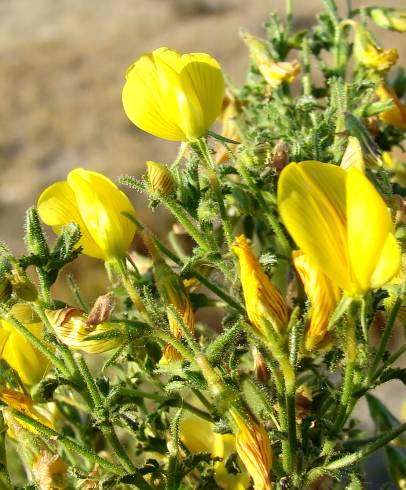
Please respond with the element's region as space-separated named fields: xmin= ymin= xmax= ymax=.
xmin=147 ymin=161 xmax=175 ymax=196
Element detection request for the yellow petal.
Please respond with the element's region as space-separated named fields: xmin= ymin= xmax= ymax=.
xmin=293 ymin=251 xmax=340 ymax=351
xmin=346 ymin=168 xmax=399 ymax=292
xmin=370 ymin=233 xmax=402 ymax=289
xmin=122 ymin=51 xmax=186 ymax=141
xmin=0 ymin=320 xmax=49 ymax=386
xmin=180 ymin=52 xmax=225 ymax=136
xmin=340 ymin=136 xmax=365 ymax=172
xmin=37 ymin=180 xmax=104 ymax=259
xmin=278 ymin=161 xmax=352 ymax=292
xmin=67 ymin=168 xmax=136 ymax=260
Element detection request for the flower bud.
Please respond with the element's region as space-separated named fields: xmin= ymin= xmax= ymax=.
xmin=229 ymin=408 xmax=272 ymax=490
xmin=293 ymin=251 xmax=340 ymax=351
xmin=9 ymin=269 xmax=38 ymax=301
xmin=241 ymin=31 xmax=300 ymax=89
xmin=369 ymin=7 xmax=406 ymax=33
xmin=215 ymin=91 xmax=241 ymax=164
xmin=153 ymin=258 xmax=195 ymax=363
xmin=147 ymin=161 xmax=175 ymax=196
xmin=354 ymin=24 xmax=398 ymax=72
xmin=45 ymin=308 xmax=122 ymax=354
xmin=232 ymin=235 xmax=288 ymax=339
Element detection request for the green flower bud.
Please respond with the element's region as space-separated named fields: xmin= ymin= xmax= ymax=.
xmin=147 ymin=161 xmax=175 ymax=196
xmin=9 ymin=270 xmax=38 ymax=301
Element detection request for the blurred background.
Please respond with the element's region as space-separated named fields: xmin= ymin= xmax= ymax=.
xmin=0 ymin=1 xmax=405 ymax=486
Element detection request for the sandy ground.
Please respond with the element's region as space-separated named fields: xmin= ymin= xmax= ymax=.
xmin=0 ymin=2 xmax=405 ymax=478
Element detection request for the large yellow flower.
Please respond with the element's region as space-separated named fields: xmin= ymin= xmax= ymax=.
xmin=181 ymin=413 xmax=249 ymax=490
xmin=278 ymin=161 xmax=401 ymax=296
xmin=0 ymin=304 xmax=49 ymax=386
xmin=122 ymin=47 xmax=224 ymax=141
xmin=37 ymin=168 xmax=136 ymax=260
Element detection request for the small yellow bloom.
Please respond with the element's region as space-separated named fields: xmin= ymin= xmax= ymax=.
xmin=146 ymin=161 xmax=175 ymax=196
xmin=38 ymin=168 xmax=136 ymax=261
xmin=377 ymin=84 xmax=406 ymax=131
xmin=232 ymin=235 xmax=288 ymax=337
xmin=181 ymin=413 xmax=249 ymax=490
xmin=354 ymin=24 xmax=398 ymax=72
xmin=45 ymin=308 xmax=122 ymax=354
xmin=0 ymin=304 xmax=49 ymax=386
xmin=0 ymin=388 xmax=53 ymax=436
xmin=241 ymin=31 xmax=300 ymax=89
xmin=229 ymin=408 xmax=272 ymax=490
xmin=122 ymin=47 xmax=224 ymax=141
xmin=278 ymin=161 xmax=401 ymax=296
xmin=340 ymin=136 xmax=365 ymax=173
xmin=369 ymin=7 xmax=406 ymax=33
xmin=293 ymin=251 xmax=340 ymax=351
xmin=153 ymin=258 xmax=195 ymax=363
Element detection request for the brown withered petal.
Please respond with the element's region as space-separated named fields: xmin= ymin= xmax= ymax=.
xmin=32 ymin=450 xmax=68 ymax=490
xmin=86 ymin=292 xmax=116 ymax=326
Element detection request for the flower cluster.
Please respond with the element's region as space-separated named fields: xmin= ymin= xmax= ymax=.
xmin=0 ymin=2 xmax=405 ymax=488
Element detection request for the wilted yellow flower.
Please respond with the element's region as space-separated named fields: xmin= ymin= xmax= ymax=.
xmin=0 ymin=304 xmax=49 ymax=386
xmin=45 ymin=308 xmax=122 ymax=354
xmin=0 ymin=388 xmax=53 ymax=437
xmin=181 ymin=413 xmax=249 ymax=490
xmin=241 ymin=31 xmax=300 ymax=89
xmin=122 ymin=47 xmax=224 ymax=141
xmin=38 ymin=168 xmax=136 ymax=261
xmin=340 ymin=136 xmax=365 ymax=173
xmin=354 ymin=24 xmax=398 ymax=71
xmin=33 ymin=450 xmax=68 ymax=490
xmin=229 ymin=408 xmax=272 ymax=490
xmin=377 ymin=84 xmax=406 ymax=131
xmin=215 ymin=92 xmax=241 ymax=164
xmin=153 ymin=258 xmax=195 ymax=363
xmin=278 ymin=161 xmax=401 ymax=296
xmin=232 ymin=235 xmax=288 ymax=338
xmin=146 ymin=161 xmax=175 ymax=195
xmin=293 ymin=251 xmax=340 ymax=351
xmin=369 ymin=7 xmax=406 ymax=32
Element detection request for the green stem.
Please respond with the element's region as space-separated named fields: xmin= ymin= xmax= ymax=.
xmin=0 ymin=413 xmax=11 ymax=488
xmin=75 ymin=354 xmax=136 ymax=473
xmin=9 ymin=409 xmax=127 ymax=476
xmin=366 ymin=295 xmax=403 ymax=385
xmin=197 ymin=138 xmax=234 ymax=248
xmin=305 ymin=422 xmax=406 ymax=485
xmin=152 ymin=330 xmax=196 ymax=365
xmin=159 ymin=195 xmax=211 ymax=250
xmin=0 ymin=305 xmax=70 ymax=378
xmin=171 ymin=142 xmax=188 ymax=170
xmin=286 ymin=0 xmax=293 ymax=35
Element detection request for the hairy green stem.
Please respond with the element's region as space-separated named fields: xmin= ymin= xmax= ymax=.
xmin=366 ymin=295 xmax=403 ymax=385
xmin=75 ymin=354 xmax=136 ymax=473
xmin=9 ymin=409 xmax=127 ymax=476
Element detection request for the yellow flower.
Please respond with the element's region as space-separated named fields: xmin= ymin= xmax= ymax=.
xmin=0 ymin=304 xmax=49 ymax=386
xmin=229 ymin=408 xmax=272 ymax=490
xmin=293 ymin=251 xmax=340 ymax=351
xmin=122 ymin=47 xmax=224 ymax=141
xmin=232 ymin=235 xmax=288 ymax=338
xmin=153 ymin=258 xmax=195 ymax=363
xmin=369 ymin=7 xmax=406 ymax=33
xmin=278 ymin=161 xmax=401 ymax=296
xmin=354 ymin=24 xmax=398 ymax=72
xmin=181 ymin=413 xmax=249 ymax=490
xmin=45 ymin=308 xmax=122 ymax=354
xmin=241 ymin=31 xmax=300 ymax=89
xmin=0 ymin=388 xmax=53 ymax=437
xmin=37 ymin=168 xmax=136 ymax=261
xmin=377 ymin=84 xmax=406 ymax=131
